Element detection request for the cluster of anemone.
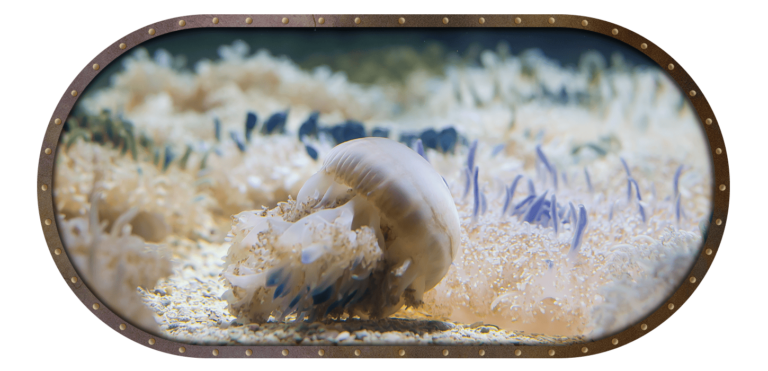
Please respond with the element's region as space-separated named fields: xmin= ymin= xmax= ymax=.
xmin=419 ymin=137 xmax=709 ymax=338
xmin=57 ymin=192 xmax=172 ymax=331
xmin=55 ymin=39 xmax=711 ymax=342
xmin=54 ymin=134 xmax=217 ymax=242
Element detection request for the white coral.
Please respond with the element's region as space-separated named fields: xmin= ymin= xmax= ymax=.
xmin=58 ymin=193 xmax=172 ymax=331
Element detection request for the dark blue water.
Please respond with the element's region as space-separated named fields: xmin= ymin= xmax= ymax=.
xmin=86 ymin=27 xmax=656 ymax=94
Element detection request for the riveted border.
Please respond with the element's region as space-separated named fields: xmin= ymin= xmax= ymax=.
xmin=38 ymin=14 xmax=728 ymax=358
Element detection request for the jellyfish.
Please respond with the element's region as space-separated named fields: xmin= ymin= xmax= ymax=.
xmin=221 ymin=137 xmax=461 ymax=323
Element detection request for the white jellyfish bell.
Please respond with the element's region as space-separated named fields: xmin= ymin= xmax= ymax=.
xmin=221 ymin=137 xmax=461 ymax=323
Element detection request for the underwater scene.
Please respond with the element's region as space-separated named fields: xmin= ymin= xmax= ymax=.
xmin=53 ymin=28 xmax=712 ymax=346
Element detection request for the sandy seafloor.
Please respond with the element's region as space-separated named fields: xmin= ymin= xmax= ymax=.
xmin=54 ymin=40 xmax=712 ymax=346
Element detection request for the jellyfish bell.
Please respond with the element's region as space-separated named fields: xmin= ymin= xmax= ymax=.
xmin=221 ymin=137 xmax=461 ymax=322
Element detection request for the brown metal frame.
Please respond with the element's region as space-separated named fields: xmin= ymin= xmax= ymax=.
xmin=36 ymin=14 xmax=729 ymax=358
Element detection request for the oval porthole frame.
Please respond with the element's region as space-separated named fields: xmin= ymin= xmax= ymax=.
xmin=37 ymin=14 xmax=729 ymax=358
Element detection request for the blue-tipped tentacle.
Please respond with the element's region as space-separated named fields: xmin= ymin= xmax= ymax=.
xmin=266 ymin=267 xmax=285 ymax=287
xmin=506 ymin=175 xmax=523 ymax=214
xmin=584 ymin=167 xmax=593 ymax=193
xmin=513 ymin=195 xmax=535 ymax=216
xmin=311 ymin=286 xmax=334 ymax=305
xmin=620 ymin=157 xmax=631 ymax=176
xmin=673 ymin=165 xmax=684 ymax=199
xmin=523 ymin=191 xmax=549 ymax=224
xmin=230 ymin=131 xmax=246 ymax=152
xmin=467 ymin=139 xmax=478 ymax=171
xmin=214 ymin=117 xmax=221 ymax=142
xmin=630 ymin=178 xmax=642 ymax=201
xmin=463 ymin=167 xmax=472 ymax=200
xmin=472 ymin=167 xmax=480 ymax=219
xmin=245 ymin=111 xmax=258 ymax=142
xmin=414 ymin=139 xmax=428 ymax=162
xmin=536 ymin=145 xmax=553 ymax=173
xmin=305 ymin=145 xmax=318 ymax=160
xmin=162 ymin=145 xmax=174 ymax=172
xmin=501 ymin=186 xmax=512 ymax=215
xmin=551 ymin=195 xmax=558 ymax=233
xmin=569 ymin=204 xmax=589 ymax=255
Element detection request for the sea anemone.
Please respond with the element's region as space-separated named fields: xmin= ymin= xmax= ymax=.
xmin=58 ymin=192 xmax=172 ymax=331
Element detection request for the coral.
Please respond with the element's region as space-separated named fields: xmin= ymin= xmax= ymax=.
xmin=57 ymin=40 xmax=711 ymax=343
xmin=54 ymin=140 xmax=217 ymax=242
xmin=58 ymin=193 xmax=172 ymax=331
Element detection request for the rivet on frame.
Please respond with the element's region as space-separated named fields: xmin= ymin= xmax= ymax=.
xmin=318 ymin=349 xmax=325 ymax=356
xmin=719 ymin=184 xmax=727 ymax=191
xmin=92 ymin=303 xmax=100 ymax=310
xmin=398 ymin=17 xmax=405 ymax=25
xmin=119 ymin=324 xmax=126 ymax=330
xmin=548 ymin=349 xmax=555 ymax=356
xmin=612 ymin=28 xmax=619 ymax=35
xmin=515 ymin=17 xmax=522 ymax=24
xmin=45 ymin=148 xmax=52 ymax=155
xmin=54 ymin=248 xmax=61 ymax=255
xmin=641 ymin=43 xmax=648 ymax=49
xmin=70 ymin=277 xmax=78 ymax=283
xmin=479 ymin=349 xmax=485 ymax=356
xmin=548 ymin=17 xmax=555 ymax=24
xmin=705 ymin=118 xmax=713 ymax=125
xmin=212 ymin=17 xmax=219 ymax=24
xmin=581 ymin=20 xmax=588 ymax=26
xmin=179 ymin=347 xmax=185 ymax=354
xmin=479 ymin=17 xmax=485 ymax=24
xmin=212 ymin=349 xmax=219 ymax=356
xmin=148 ymin=338 xmax=156 ymax=345
xmin=582 ymin=347 xmax=589 ymax=353
xmin=641 ymin=324 xmax=648 ymax=330
xmin=282 ymin=17 xmax=289 ymax=24
xmin=612 ymin=338 xmax=619 ymax=345
xmin=119 ymin=42 xmax=126 ymax=50
xmin=689 ymin=90 xmax=697 ymax=97
xmin=178 ymin=20 xmax=186 ymax=27
xmin=689 ymin=276 xmax=697 ymax=284
xmin=318 ymin=17 xmax=325 ymax=24
xmin=93 ymin=64 xmax=100 ymax=70
xmin=442 ymin=349 xmax=449 ymax=356
xmin=354 ymin=17 xmax=361 ymax=25
xmin=246 ymin=17 xmax=253 ymax=24
xmin=398 ymin=349 xmax=405 ymax=356
xmin=715 ymin=218 xmax=722 ymax=226
xmin=282 ymin=349 xmax=289 ymax=356
xmin=442 ymin=17 xmax=449 ymax=25
xmin=668 ymin=63 xmax=674 ymax=70
xmin=41 ymin=184 xmax=48 ymax=191
xmin=514 ymin=349 xmax=522 ymax=356
xmin=148 ymin=28 xmax=155 ymax=36
xmin=667 ymin=303 xmax=675 ymax=310
xmin=705 ymin=248 xmax=713 ymax=255
xmin=44 ymin=219 xmax=52 ymax=225
xmin=71 ymin=90 xmax=78 ymax=97
xmin=715 ymin=148 xmax=722 ymax=155
xmin=245 ymin=349 xmax=252 ymax=356
xmin=354 ymin=349 xmax=361 ymax=356
xmin=54 ymin=118 xmax=62 ymax=125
